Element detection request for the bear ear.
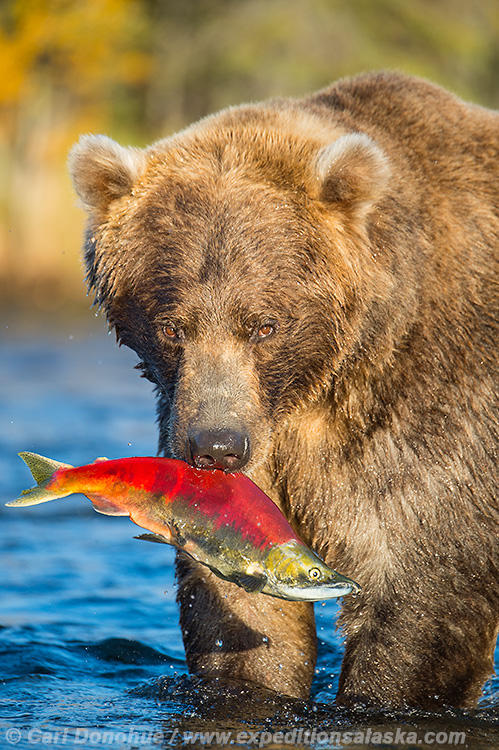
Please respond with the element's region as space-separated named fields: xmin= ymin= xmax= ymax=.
xmin=315 ymin=133 xmax=391 ymax=217
xmin=68 ymin=134 xmax=148 ymax=216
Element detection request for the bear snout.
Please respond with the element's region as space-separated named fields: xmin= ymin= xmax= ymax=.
xmin=187 ymin=427 xmax=250 ymax=472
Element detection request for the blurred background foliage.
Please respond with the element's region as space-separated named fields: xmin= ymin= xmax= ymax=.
xmin=1 ymin=0 xmax=499 ymax=313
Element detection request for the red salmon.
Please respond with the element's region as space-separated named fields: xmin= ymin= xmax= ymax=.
xmin=7 ymin=452 xmax=359 ymax=601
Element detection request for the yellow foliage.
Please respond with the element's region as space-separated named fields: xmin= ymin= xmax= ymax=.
xmin=0 ymin=0 xmax=151 ymax=105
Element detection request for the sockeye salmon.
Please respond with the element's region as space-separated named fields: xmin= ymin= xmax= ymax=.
xmin=7 ymin=452 xmax=360 ymax=601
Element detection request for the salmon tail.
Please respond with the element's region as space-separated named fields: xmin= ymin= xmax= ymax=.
xmin=6 ymin=452 xmax=74 ymax=507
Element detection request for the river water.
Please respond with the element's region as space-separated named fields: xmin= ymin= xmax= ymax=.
xmin=2 ymin=314 xmax=499 ymax=749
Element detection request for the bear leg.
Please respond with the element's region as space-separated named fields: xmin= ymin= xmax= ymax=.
xmin=175 ymin=553 xmax=317 ymax=699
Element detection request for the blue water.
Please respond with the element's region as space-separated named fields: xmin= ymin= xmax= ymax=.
xmin=2 ymin=316 xmax=499 ymax=749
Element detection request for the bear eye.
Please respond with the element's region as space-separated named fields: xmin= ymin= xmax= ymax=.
xmin=309 ymin=567 xmax=322 ymax=580
xmin=258 ymin=323 xmax=274 ymax=338
xmin=161 ymin=323 xmax=182 ymax=341
xmin=251 ymin=320 xmax=278 ymax=342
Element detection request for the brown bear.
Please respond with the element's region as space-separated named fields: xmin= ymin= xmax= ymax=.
xmin=69 ymin=71 xmax=499 ymax=709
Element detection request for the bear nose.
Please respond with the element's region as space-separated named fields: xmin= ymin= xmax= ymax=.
xmin=188 ymin=428 xmax=250 ymax=471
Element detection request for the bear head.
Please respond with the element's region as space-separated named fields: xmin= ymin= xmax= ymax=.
xmin=69 ymin=104 xmax=395 ymax=473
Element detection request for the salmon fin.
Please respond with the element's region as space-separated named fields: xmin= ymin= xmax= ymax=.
xmin=87 ymin=494 xmax=130 ymax=516
xmin=134 ymin=533 xmax=171 ymax=545
xmin=6 ymin=452 xmax=74 ymax=507
xmin=6 ymin=486 xmax=70 ymax=507
xmin=19 ymin=451 xmax=72 ymax=483
xmin=231 ymin=572 xmax=267 ymax=594
xmin=168 ymin=520 xmax=186 ymax=546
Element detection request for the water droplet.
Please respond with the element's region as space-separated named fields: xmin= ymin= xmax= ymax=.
xmin=215 ymin=639 xmax=223 ymax=648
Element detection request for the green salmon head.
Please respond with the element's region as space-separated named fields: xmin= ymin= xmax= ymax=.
xmin=262 ymin=541 xmax=360 ymax=601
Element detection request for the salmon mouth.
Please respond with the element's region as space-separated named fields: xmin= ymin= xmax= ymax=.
xmin=272 ymin=578 xmax=360 ymax=601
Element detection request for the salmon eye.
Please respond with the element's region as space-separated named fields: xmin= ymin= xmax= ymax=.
xmin=309 ymin=567 xmax=321 ymax=580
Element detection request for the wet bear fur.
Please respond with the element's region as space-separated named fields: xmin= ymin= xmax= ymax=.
xmin=69 ymin=71 xmax=499 ymax=709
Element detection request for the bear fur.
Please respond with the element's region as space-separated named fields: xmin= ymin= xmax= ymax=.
xmin=69 ymin=71 xmax=499 ymax=709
